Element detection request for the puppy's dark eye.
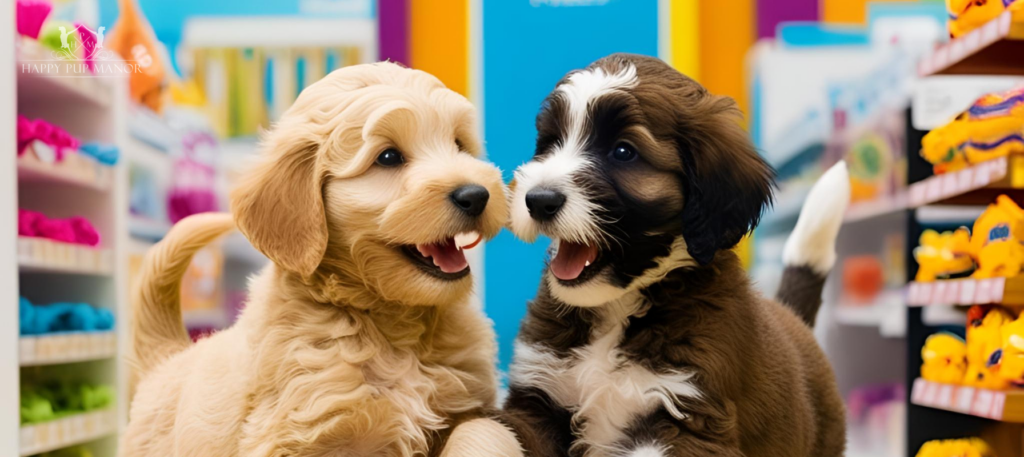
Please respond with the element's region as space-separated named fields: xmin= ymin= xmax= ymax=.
xmin=375 ymin=149 xmax=405 ymax=167
xmin=610 ymin=144 xmax=638 ymax=162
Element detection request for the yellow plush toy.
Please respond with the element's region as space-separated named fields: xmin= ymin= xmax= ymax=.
xmin=922 ymin=332 xmax=968 ymax=384
xmin=914 ymin=228 xmax=975 ymax=281
xmin=989 ymin=315 xmax=1024 ymax=387
xmin=964 ymin=305 xmax=1014 ymax=389
xmin=916 ymin=437 xmax=997 ymax=457
xmin=921 ymin=85 xmax=1024 ymax=174
xmin=947 ymin=0 xmax=1020 ymax=38
xmin=972 ymin=195 xmax=1024 ymax=279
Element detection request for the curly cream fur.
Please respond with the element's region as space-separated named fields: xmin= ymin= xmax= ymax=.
xmin=121 ymin=62 xmax=516 ymax=457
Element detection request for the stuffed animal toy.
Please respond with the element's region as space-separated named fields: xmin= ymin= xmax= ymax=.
xmin=916 ymin=437 xmax=997 ymax=457
xmin=972 ymin=195 xmax=1024 ymax=279
xmin=921 ymin=332 xmax=969 ymax=384
xmin=20 ymin=382 xmax=115 ymax=425
xmin=947 ymin=0 xmax=1021 ymax=38
xmin=921 ymin=85 xmax=1024 ymax=174
xmin=914 ymin=228 xmax=975 ymax=281
xmin=19 ymin=297 xmax=115 ymax=335
xmin=988 ymin=315 xmax=1024 ymax=387
xmin=964 ymin=305 xmax=1014 ymax=389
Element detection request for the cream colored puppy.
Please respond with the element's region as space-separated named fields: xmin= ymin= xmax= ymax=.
xmin=120 ymin=62 xmax=522 ymax=457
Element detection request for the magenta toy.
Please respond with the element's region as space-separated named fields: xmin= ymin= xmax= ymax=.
xmin=17 ymin=115 xmax=81 ymax=160
xmin=18 ymin=209 xmax=101 ymax=246
xmin=16 ymin=0 xmax=52 ymax=39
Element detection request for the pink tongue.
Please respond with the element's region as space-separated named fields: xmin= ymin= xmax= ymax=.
xmin=420 ymin=239 xmax=469 ymax=273
xmin=551 ymin=241 xmax=597 ymax=281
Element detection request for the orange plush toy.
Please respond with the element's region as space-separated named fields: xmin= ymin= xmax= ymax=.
xmin=922 ymin=332 xmax=969 ymax=384
xmin=988 ymin=316 xmax=1024 ymax=387
xmin=914 ymin=228 xmax=975 ymax=281
xmin=972 ymin=195 xmax=1024 ymax=279
xmin=964 ymin=305 xmax=1014 ymax=389
xmin=104 ymin=0 xmax=166 ymax=112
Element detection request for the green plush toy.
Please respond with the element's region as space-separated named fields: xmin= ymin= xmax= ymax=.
xmin=20 ymin=381 xmax=114 ymax=424
xmin=41 ymin=445 xmax=94 ymax=457
xmin=19 ymin=389 xmax=54 ymax=424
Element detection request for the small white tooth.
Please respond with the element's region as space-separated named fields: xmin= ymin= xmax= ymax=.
xmin=585 ymin=260 xmax=591 ymax=267
xmin=454 ymin=231 xmax=481 ymax=249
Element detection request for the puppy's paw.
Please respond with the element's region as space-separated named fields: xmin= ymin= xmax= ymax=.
xmin=441 ymin=418 xmax=524 ymax=457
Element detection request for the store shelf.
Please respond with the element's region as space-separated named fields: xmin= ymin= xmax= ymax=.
xmin=129 ymin=216 xmax=170 ymax=242
xmin=15 ymin=39 xmax=113 ymax=108
xmin=907 ymin=155 xmax=1022 ymax=207
xmin=17 ymin=237 xmax=113 ymax=276
xmin=845 ymin=193 xmax=907 ymax=222
xmin=18 ymin=146 xmax=112 ymax=191
xmin=19 ymin=409 xmax=117 ymax=456
xmin=834 ymin=289 xmax=906 ymax=337
xmin=911 ymin=378 xmax=1024 ymax=422
xmin=919 ymin=9 xmax=1024 ymax=76
xmin=19 ymin=332 xmax=117 ymax=367
xmin=906 ymin=276 xmax=1024 ymax=306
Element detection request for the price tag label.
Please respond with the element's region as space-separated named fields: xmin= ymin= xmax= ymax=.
xmin=955 ymin=387 xmax=975 ymax=412
xmin=960 ymin=280 xmax=977 ymax=304
xmin=934 ymin=282 xmax=948 ymax=303
xmin=977 ymin=280 xmax=994 ymax=304
xmin=944 ymin=281 xmax=960 ymax=304
xmin=937 ymin=384 xmax=954 ymax=408
xmin=972 ymin=390 xmax=995 ymax=417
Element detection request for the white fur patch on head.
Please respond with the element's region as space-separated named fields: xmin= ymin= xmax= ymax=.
xmin=557 ymin=65 xmax=638 ymax=154
xmin=627 ymin=444 xmax=669 ymax=457
xmin=782 ymin=161 xmax=850 ymax=274
xmin=510 ymin=294 xmax=701 ymax=457
xmin=509 ymin=63 xmax=638 ymax=246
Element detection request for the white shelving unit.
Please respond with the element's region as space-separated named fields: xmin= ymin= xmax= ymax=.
xmin=1 ymin=0 xmax=22 ymax=451
xmin=12 ymin=29 xmax=130 ymax=457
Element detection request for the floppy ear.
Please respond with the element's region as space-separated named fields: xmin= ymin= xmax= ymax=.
xmin=230 ymin=137 xmax=328 ymax=277
xmin=678 ymin=94 xmax=775 ymax=265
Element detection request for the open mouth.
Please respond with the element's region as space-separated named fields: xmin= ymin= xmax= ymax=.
xmin=401 ymin=231 xmax=482 ymax=280
xmin=550 ymin=239 xmax=606 ymax=286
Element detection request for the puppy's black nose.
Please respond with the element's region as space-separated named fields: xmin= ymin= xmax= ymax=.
xmin=450 ymin=184 xmax=490 ymax=217
xmin=525 ymin=188 xmax=566 ymax=221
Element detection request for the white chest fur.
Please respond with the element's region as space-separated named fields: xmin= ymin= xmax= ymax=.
xmin=510 ymin=295 xmax=701 ymax=456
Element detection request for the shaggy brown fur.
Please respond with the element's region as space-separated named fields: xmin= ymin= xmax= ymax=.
xmin=495 ymin=54 xmax=848 ymax=457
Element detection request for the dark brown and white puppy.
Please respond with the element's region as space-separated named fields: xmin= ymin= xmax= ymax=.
xmin=499 ymin=54 xmax=848 ymax=457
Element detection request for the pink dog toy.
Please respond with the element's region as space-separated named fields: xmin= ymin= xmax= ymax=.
xmin=16 ymin=0 xmax=52 ymax=39
xmin=18 ymin=209 xmax=102 ymax=246
xmin=17 ymin=115 xmax=81 ymax=160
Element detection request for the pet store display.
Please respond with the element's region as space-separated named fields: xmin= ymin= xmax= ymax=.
xmin=912 ymin=195 xmax=1024 ymax=281
xmin=920 ymin=305 xmax=1024 ymax=389
xmin=921 ymin=85 xmax=1024 ymax=174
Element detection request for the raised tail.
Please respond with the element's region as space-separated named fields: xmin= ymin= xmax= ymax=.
xmin=776 ymin=161 xmax=850 ymax=327
xmin=131 ymin=212 xmax=235 ymax=376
